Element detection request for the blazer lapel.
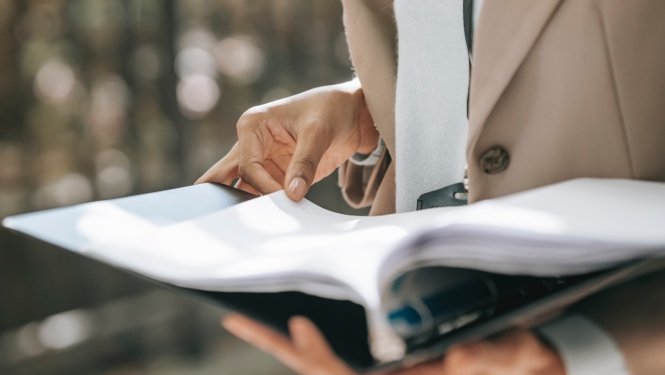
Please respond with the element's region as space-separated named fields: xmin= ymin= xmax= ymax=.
xmin=467 ymin=0 xmax=563 ymax=153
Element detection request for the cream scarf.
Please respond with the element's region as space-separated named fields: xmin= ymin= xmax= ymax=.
xmin=394 ymin=0 xmax=470 ymax=212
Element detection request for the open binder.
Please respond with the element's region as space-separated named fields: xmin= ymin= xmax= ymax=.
xmin=4 ymin=179 xmax=665 ymax=371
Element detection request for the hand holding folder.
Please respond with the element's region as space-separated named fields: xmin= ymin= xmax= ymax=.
xmin=3 ymin=178 xmax=665 ymax=371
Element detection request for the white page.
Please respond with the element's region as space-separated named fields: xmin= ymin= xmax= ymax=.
xmin=2 ymin=184 xmax=446 ymax=311
xmin=5 ymin=178 xmax=665 ymax=308
xmin=380 ymin=179 xmax=665 ymax=289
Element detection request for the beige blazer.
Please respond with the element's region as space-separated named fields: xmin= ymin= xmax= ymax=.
xmin=338 ymin=2 xmax=665 ymax=372
xmin=468 ymin=0 xmax=665 ymax=202
xmin=339 ymin=0 xmax=665 ymax=214
xmin=464 ymin=4 xmax=665 ymax=372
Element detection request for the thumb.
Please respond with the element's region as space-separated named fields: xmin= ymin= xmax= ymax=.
xmin=285 ymin=130 xmax=329 ymax=201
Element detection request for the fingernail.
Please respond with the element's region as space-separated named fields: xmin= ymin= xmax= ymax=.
xmin=288 ymin=177 xmax=306 ymax=198
xmin=290 ymin=317 xmax=309 ymax=350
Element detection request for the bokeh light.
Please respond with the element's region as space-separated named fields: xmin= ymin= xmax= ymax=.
xmin=131 ymin=44 xmax=164 ymax=81
xmin=33 ymin=61 xmax=76 ymax=106
xmin=177 ymin=27 xmax=216 ymax=52
xmin=214 ymin=36 xmax=265 ymax=84
xmin=15 ymin=323 xmax=47 ymax=357
xmin=33 ymin=173 xmax=93 ymax=209
xmin=21 ymin=4 xmax=62 ymax=40
xmin=176 ymin=75 xmax=220 ymax=119
xmin=176 ymin=47 xmax=217 ymax=79
xmin=87 ymin=75 xmax=129 ymax=146
xmin=37 ymin=310 xmax=91 ymax=350
xmin=96 ymin=149 xmax=133 ymax=199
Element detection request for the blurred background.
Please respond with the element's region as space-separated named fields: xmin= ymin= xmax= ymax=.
xmin=0 ymin=1 xmax=368 ymax=374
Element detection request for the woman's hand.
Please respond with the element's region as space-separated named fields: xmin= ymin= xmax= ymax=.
xmin=196 ymin=79 xmax=379 ymax=201
xmin=222 ymin=314 xmax=566 ymax=375
xmin=439 ymin=330 xmax=566 ymax=375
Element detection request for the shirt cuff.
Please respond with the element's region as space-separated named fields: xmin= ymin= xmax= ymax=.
xmin=349 ymin=137 xmax=385 ymax=167
xmin=536 ymin=315 xmax=630 ymax=375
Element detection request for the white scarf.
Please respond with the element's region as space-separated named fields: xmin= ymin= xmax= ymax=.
xmin=394 ymin=0 xmax=470 ymax=212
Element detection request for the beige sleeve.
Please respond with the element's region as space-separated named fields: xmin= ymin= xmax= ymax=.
xmin=338 ymin=149 xmax=391 ymax=209
xmin=342 ymin=0 xmax=397 ymax=157
xmin=339 ymin=0 xmax=397 ymax=215
xmin=571 ymin=270 xmax=665 ymax=375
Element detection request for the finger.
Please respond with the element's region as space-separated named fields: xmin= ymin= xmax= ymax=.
xmin=234 ymin=178 xmax=260 ymax=195
xmin=195 ymin=143 xmax=240 ymax=185
xmin=392 ymin=361 xmax=444 ymax=375
xmin=237 ymin=129 xmax=284 ymax=194
xmin=289 ymin=316 xmax=356 ymax=375
xmin=442 ymin=331 xmax=564 ymax=375
xmin=284 ymin=127 xmax=331 ymax=201
xmin=240 ymin=161 xmax=285 ymax=194
xmin=222 ymin=314 xmax=304 ymax=372
xmin=264 ymin=159 xmax=287 ymax=186
xmin=442 ymin=344 xmax=485 ymax=375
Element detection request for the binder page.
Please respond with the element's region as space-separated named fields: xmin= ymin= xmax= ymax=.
xmin=379 ymin=179 xmax=665 ymax=291
xmin=2 ymin=183 xmax=445 ymax=310
xmin=5 ymin=178 xmax=665 ymax=314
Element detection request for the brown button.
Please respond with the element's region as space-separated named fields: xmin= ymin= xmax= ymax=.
xmin=479 ymin=146 xmax=509 ymax=174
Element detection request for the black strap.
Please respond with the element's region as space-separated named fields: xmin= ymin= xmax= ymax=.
xmin=463 ymin=0 xmax=474 ymax=117
xmin=463 ymin=0 xmax=474 ymax=57
xmin=416 ymin=182 xmax=468 ymax=210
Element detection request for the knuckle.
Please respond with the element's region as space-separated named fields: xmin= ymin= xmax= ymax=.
xmin=236 ymin=118 xmax=251 ymax=133
xmin=294 ymin=155 xmax=317 ymax=175
xmin=444 ymin=346 xmax=475 ymax=372
xmin=238 ymin=161 xmax=262 ymax=182
xmin=237 ymin=161 xmax=250 ymax=178
xmin=237 ymin=112 xmax=261 ymax=132
xmin=327 ymin=90 xmax=351 ymax=105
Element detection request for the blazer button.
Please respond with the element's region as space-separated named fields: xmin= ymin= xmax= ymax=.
xmin=479 ymin=146 xmax=509 ymax=174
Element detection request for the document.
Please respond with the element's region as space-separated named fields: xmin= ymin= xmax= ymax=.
xmin=4 ymin=178 xmax=665 ymax=366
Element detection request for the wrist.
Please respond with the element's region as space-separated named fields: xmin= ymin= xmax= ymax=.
xmin=356 ymin=111 xmax=379 ymax=154
xmin=332 ymin=78 xmax=380 ymax=154
xmin=353 ymin=91 xmax=380 ymax=155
